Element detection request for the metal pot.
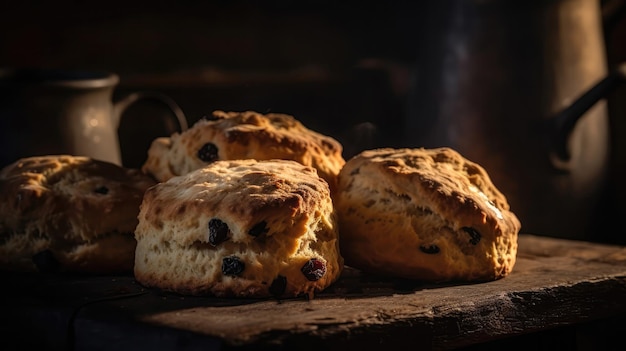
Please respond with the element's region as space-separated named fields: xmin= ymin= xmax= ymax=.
xmin=405 ymin=0 xmax=625 ymax=240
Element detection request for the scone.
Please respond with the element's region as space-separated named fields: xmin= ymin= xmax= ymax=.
xmin=0 ymin=155 xmax=156 ymax=274
xmin=335 ymin=147 xmax=520 ymax=282
xmin=141 ymin=110 xmax=345 ymax=192
xmin=134 ymin=159 xmax=343 ymax=298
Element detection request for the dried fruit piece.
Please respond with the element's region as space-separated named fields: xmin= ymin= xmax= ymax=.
xmin=94 ymin=186 xmax=109 ymax=194
xmin=222 ymin=256 xmax=245 ymax=276
xmin=462 ymin=227 xmax=481 ymax=245
xmin=248 ymin=221 xmax=269 ymax=237
xmin=419 ymin=244 xmax=440 ymax=254
xmin=208 ymin=218 xmax=230 ymax=246
xmin=269 ymin=275 xmax=287 ymax=296
xmin=301 ymin=258 xmax=326 ymax=281
xmin=197 ymin=143 xmax=219 ymax=162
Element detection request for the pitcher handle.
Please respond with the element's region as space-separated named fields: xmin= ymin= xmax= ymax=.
xmin=112 ymin=91 xmax=189 ymax=133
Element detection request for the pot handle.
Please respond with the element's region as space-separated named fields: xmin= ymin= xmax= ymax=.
xmin=549 ymin=61 xmax=626 ymax=161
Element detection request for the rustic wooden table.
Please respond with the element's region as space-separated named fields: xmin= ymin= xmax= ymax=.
xmin=3 ymin=234 xmax=626 ymax=351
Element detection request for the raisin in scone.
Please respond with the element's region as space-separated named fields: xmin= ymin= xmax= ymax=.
xmin=335 ymin=147 xmax=520 ymax=282
xmin=0 ymin=155 xmax=156 ymax=274
xmin=134 ymin=159 xmax=343 ymax=298
xmin=141 ymin=110 xmax=345 ymax=192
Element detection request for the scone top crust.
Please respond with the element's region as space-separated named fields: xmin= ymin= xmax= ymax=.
xmin=134 ymin=159 xmax=343 ymax=298
xmin=0 ymin=155 xmax=156 ymax=272
xmin=141 ymin=110 xmax=346 ymax=191
xmin=1 ymin=155 xmax=156 ymax=239
xmin=336 ymin=147 xmax=521 ymax=281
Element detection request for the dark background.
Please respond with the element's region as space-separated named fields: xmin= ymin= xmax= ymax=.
xmin=0 ymin=1 xmax=424 ymax=160
xmin=1 ymin=1 xmax=626 ymax=244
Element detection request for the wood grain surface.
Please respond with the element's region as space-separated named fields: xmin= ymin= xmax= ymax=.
xmin=3 ymin=233 xmax=626 ymax=351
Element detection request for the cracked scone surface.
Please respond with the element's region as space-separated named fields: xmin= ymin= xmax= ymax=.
xmin=335 ymin=147 xmax=520 ymax=282
xmin=141 ymin=110 xmax=345 ymax=192
xmin=0 ymin=155 xmax=156 ymax=274
xmin=134 ymin=159 xmax=343 ymax=298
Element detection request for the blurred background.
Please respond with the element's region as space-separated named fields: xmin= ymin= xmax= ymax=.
xmin=1 ymin=0 xmax=625 ymax=244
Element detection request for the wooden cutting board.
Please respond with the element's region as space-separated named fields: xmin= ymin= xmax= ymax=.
xmin=3 ymin=233 xmax=626 ymax=350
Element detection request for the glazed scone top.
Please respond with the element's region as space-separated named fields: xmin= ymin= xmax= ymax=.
xmin=0 ymin=155 xmax=156 ymax=244
xmin=141 ymin=110 xmax=346 ymax=190
xmin=137 ymin=158 xmax=335 ymax=247
xmin=341 ymin=147 xmax=516 ymax=224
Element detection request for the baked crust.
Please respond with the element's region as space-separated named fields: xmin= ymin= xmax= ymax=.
xmin=134 ymin=159 xmax=343 ymax=298
xmin=141 ymin=110 xmax=345 ymax=192
xmin=0 ymin=155 xmax=156 ymax=273
xmin=335 ymin=147 xmax=521 ymax=282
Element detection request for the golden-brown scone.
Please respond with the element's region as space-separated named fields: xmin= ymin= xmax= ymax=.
xmin=0 ymin=155 xmax=156 ymax=274
xmin=134 ymin=159 xmax=343 ymax=298
xmin=335 ymin=147 xmax=520 ymax=282
xmin=141 ymin=110 xmax=345 ymax=192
